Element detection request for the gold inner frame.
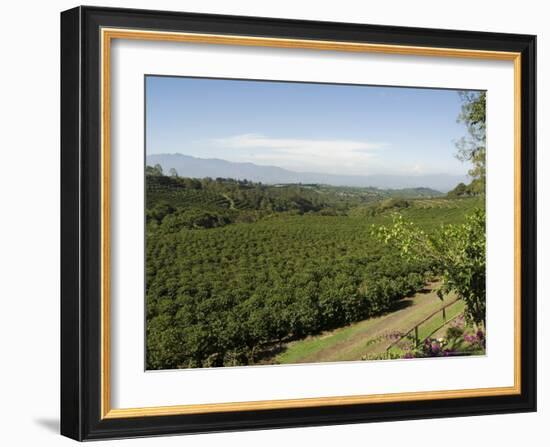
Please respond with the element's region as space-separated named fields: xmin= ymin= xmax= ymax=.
xmin=100 ymin=27 xmax=522 ymax=419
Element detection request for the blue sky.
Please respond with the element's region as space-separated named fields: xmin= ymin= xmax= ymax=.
xmin=145 ymin=76 xmax=478 ymax=176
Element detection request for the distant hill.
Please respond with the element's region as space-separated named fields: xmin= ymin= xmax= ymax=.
xmin=146 ymin=153 xmax=468 ymax=192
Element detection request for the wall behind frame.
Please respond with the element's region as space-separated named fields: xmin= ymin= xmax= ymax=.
xmin=0 ymin=1 xmax=545 ymax=446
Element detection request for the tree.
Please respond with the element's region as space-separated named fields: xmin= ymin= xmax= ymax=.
xmin=447 ymin=182 xmax=469 ymax=198
xmin=376 ymin=209 xmax=486 ymax=326
xmin=169 ymin=168 xmax=178 ymax=177
xmin=456 ymin=91 xmax=486 ymax=195
xmin=145 ymin=164 xmax=163 ymax=176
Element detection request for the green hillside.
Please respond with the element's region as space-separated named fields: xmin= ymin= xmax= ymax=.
xmin=145 ymin=173 xmax=484 ymax=370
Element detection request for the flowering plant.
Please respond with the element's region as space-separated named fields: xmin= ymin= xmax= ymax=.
xmin=401 ymin=319 xmax=485 ymax=359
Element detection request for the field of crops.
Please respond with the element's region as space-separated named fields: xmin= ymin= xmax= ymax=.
xmin=145 ymin=174 xmax=484 ymax=369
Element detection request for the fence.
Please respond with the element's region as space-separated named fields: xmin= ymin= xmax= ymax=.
xmin=385 ymin=297 xmax=463 ymax=353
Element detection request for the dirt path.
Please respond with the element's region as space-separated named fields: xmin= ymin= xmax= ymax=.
xmin=275 ymin=282 xmax=461 ymax=364
xmin=222 ymin=193 xmax=236 ymax=210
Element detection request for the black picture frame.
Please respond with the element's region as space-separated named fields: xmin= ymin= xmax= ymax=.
xmin=61 ymin=5 xmax=536 ymax=441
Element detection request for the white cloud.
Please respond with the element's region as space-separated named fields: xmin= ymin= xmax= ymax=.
xmin=211 ymin=133 xmax=388 ymax=175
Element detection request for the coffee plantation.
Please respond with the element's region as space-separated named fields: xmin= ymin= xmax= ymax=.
xmin=145 ymin=173 xmax=484 ymax=369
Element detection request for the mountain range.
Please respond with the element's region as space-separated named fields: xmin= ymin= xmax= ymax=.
xmin=146 ymin=153 xmax=468 ymax=192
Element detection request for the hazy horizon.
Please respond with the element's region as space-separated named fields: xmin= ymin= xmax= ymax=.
xmin=146 ymin=152 xmax=469 ymax=192
xmin=149 ymin=151 xmax=470 ymax=178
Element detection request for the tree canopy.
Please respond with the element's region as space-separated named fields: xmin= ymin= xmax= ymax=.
xmin=455 ymin=91 xmax=486 ymax=195
xmin=376 ymin=209 xmax=486 ymax=326
xmin=144 ymin=170 xmax=480 ymax=369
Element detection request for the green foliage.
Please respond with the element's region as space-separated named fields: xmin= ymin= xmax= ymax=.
xmin=376 ymin=208 xmax=486 ymax=325
xmin=145 ymin=213 xmax=433 ymax=369
xmin=145 ymin=170 xmax=484 ymax=369
xmin=145 ymin=169 xmax=444 ymax=216
xmin=374 ymin=198 xmax=410 ymax=214
xmin=447 ymin=182 xmax=478 ymax=198
xmin=455 ymin=91 xmax=486 ymax=195
xmin=145 ymin=164 xmax=164 ymax=176
xmin=160 ymin=209 xmax=235 ymax=232
xmin=146 ymin=201 xmax=175 ymax=224
xmin=405 ymin=317 xmax=486 ymax=359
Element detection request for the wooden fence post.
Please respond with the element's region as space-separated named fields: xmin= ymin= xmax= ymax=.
xmin=385 ymin=297 xmax=461 ymax=354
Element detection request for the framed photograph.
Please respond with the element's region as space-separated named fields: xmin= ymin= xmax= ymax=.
xmin=60 ymin=6 xmax=536 ymax=441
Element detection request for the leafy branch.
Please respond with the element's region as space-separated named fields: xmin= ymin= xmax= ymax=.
xmin=374 ymin=209 xmax=486 ymax=326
